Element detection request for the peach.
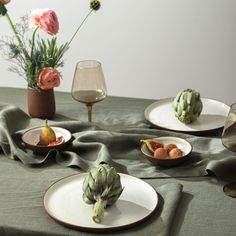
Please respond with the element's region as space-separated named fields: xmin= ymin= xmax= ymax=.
xmin=169 ymin=148 xmax=183 ymax=159
xmin=154 ymin=147 xmax=168 ymax=159
xmin=165 ymin=143 xmax=177 ymax=153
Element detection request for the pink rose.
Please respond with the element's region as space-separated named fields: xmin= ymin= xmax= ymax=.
xmin=28 ymin=8 xmax=59 ymax=35
xmin=37 ymin=67 xmax=60 ymax=90
xmin=0 ymin=0 xmax=10 ymax=4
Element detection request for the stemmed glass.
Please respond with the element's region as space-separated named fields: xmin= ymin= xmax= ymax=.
xmin=71 ymin=60 xmax=107 ymax=122
xmin=221 ymin=103 xmax=236 ymax=151
xmin=221 ymin=103 xmax=236 ymax=198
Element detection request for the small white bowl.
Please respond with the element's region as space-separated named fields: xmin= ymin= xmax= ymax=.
xmin=22 ymin=126 xmax=72 ymax=155
xmin=141 ymin=136 xmax=192 ymax=167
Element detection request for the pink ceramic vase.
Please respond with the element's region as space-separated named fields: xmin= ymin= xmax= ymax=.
xmin=27 ymin=87 xmax=55 ymax=119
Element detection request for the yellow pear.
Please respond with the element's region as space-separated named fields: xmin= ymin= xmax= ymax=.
xmin=39 ymin=120 xmax=56 ymax=145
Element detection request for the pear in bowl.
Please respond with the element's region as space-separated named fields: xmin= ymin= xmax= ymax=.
xmin=38 ymin=120 xmax=57 ymax=145
xmin=22 ymin=122 xmax=71 ymax=155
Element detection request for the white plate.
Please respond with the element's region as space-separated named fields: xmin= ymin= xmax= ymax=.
xmin=43 ymin=173 xmax=158 ymax=232
xmin=144 ymin=98 xmax=230 ymax=133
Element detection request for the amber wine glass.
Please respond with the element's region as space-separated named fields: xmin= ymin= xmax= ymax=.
xmin=71 ymin=60 xmax=107 ymax=122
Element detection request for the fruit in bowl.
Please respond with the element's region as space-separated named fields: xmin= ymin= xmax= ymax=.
xmin=37 ymin=120 xmax=64 ymax=146
xmin=141 ymin=137 xmax=192 ymax=167
xmin=47 ymin=136 xmax=64 ymax=146
xmin=22 ymin=123 xmax=71 ymax=155
xmin=165 ymin=143 xmax=177 ymax=153
xmin=169 ymin=147 xmax=183 ymax=159
xmin=141 ymin=139 xmax=163 ymax=153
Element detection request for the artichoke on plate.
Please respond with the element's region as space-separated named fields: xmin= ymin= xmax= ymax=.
xmin=173 ymin=89 xmax=203 ymax=124
xmin=82 ymin=163 xmax=124 ymax=223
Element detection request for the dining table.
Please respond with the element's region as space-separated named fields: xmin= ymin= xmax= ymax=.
xmin=0 ymin=87 xmax=236 ymax=236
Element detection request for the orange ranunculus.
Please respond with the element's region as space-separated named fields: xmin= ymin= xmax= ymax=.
xmin=0 ymin=0 xmax=10 ymax=4
xmin=37 ymin=67 xmax=60 ymax=90
xmin=28 ymin=8 xmax=59 ymax=35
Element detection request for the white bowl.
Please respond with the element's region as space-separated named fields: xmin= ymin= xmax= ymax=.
xmin=22 ymin=126 xmax=72 ymax=155
xmin=141 ymin=136 xmax=192 ymax=167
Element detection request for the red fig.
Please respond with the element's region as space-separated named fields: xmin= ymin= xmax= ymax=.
xmin=141 ymin=139 xmax=164 ymax=153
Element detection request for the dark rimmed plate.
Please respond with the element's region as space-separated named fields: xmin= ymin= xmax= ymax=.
xmin=43 ymin=173 xmax=158 ymax=232
xmin=144 ymin=97 xmax=230 ymax=133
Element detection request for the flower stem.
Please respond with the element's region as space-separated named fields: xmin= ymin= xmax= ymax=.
xmin=5 ymin=12 xmax=30 ymax=59
xmin=67 ymin=9 xmax=93 ymax=47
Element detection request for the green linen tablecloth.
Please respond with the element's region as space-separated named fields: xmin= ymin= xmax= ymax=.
xmin=0 ymin=87 xmax=236 ymax=236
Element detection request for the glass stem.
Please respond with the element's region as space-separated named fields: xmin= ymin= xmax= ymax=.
xmin=86 ymin=103 xmax=93 ymax=122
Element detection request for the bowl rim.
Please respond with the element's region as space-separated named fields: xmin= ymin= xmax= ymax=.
xmin=21 ymin=126 xmax=72 ymax=148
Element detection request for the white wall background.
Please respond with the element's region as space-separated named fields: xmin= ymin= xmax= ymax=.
xmin=0 ymin=0 xmax=235 ymax=105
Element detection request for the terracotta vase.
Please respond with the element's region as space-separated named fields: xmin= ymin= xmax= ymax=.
xmin=27 ymin=87 xmax=55 ymax=119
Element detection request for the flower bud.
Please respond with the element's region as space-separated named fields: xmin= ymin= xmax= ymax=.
xmin=90 ymin=0 xmax=101 ymax=11
xmin=0 ymin=0 xmax=10 ymax=16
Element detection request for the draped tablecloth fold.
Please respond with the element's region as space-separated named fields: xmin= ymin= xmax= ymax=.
xmin=1 ymin=103 xmax=236 ymax=180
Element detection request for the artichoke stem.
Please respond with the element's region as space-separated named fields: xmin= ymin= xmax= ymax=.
xmin=92 ymin=198 xmax=107 ymax=223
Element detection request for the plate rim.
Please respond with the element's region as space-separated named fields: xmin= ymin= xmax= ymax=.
xmin=144 ymin=97 xmax=230 ymax=133
xmin=43 ymin=173 xmax=159 ymax=232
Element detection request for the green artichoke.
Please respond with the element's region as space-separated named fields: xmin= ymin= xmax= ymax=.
xmin=82 ymin=163 xmax=124 ymax=223
xmin=173 ymin=89 xmax=203 ymax=124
